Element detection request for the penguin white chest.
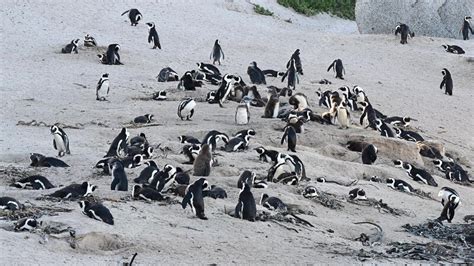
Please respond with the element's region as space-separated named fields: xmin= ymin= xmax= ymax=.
xmin=98 ymin=80 xmax=109 ymax=98
xmin=235 ymin=106 xmax=249 ymax=125
xmin=54 ymin=134 xmax=66 ymax=152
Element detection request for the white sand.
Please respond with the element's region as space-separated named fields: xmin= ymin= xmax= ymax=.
xmin=0 ymin=0 xmax=473 ymax=264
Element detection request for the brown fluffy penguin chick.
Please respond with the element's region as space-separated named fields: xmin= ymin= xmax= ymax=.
xmin=193 ymin=144 xmax=212 ymax=176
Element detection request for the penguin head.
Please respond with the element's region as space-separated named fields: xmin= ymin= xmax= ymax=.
xmin=136 ymin=14 xmax=142 ymax=22
xmin=164 ymin=164 xmax=176 ymax=176
xmin=403 ymin=116 xmax=411 ymax=123
xmin=78 ymin=200 xmax=90 ymax=212
xmin=393 ymin=127 xmax=402 ymax=136
xmin=145 ymin=160 xmax=157 ymax=168
xmin=254 ymin=147 xmax=265 ymax=155
xmin=442 ymin=45 xmax=448 ymax=50
xmin=85 ymin=182 xmax=98 ymax=196
xmin=386 ymin=178 xmax=395 ymax=186
xmin=145 ymin=114 xmax=154 ymax=122
xmin=393 ymin=160 xmax=404 ymax=168
xmin=303 ymin=186 xmax=318 ymax=198
xmin=316 ymin=177 xmax=326 ymax=183
xmin=50 ymin=125 xmax=60 ymax=134
xmin=102 ymin=73 xmax=109 ymax=78
xmin=371 ymin=144 xmax=378 ymax=154
xmin=260 ymin=193 xmax=269 ymax=205
xmin=250 ymin=61 xmax=257 ymax=67
xmin=294 ymin=49 xmax=300 ymax=55
xmin=215 ymin=39 xmax=219 ymax=45
xmin=465 ymin=16 xmax=472 ymax=21
xmin=146 ymin=22 xmax=154 ymax=28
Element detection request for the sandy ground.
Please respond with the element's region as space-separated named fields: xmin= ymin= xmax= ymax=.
xmin=0 ymin=0 xmax=473 ymax=264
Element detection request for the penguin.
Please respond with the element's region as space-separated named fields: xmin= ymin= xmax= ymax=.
xmin=287 ymin=49 xmax=303 ymax=75
xmin=97 ymin=53 xmax=108 ymax=64
xmin=0 ymin=197 xmax=21 ymax=210
xmin=440 ymin=68 xmax=453 ymax=96
xmin=260 ymin=193 xmax=287 ymax=211
xmin=361 ymin=144 xmax=377 ymax=165
xmin=49 ymin=181 xmax=97 ymax=199
xmin=105 ymin=128 xmax=129 ymax=158
xmin=197 ymin=62 xmax=221 ymax=76
xmin=203 ymin=185 xmax=228 ymax=199
xmin=279 ymin=153 xmax=306 ymax=180
xmin=12 ymin=175 xmax=54 ymax=190
xmin=460 ymin=16 xmax=473 ymax=40
xmin=157 ymin=67 xmax=178 ymax=82
xmin=437 ymin=187 xmax=460 ymax=223
xmin=134 ymin=161 xmax=159 ymax=184
xmin=327 ymin=59 xmax=345 ymax=79
xmin=254 ymin=147 xmax=279 ymax=164
xmin=393 ymin=127 xmax=424 ymax=142
xmin=50 ymin=124 xmax=70 ymax=157
xmin=262 ymin=69 xmax=285 ymax=77
xmin=263 ymin=90 xmax=280 ymax=118
xmin=375 ymin=119 xmax=394 ymax=137
xmin=433 ymin=159 xmax=468 ymax=178
xmin=120 ymin=154 xmax=143 ymax=169
xmin=247 ymin=62 xmax=266 ymax=84
xmin=132 ymin=185 xmax=166 ymax=201
xmin=130 ymin=132 xmax=148 ymax=148
xmin=442 ymin=44 xmax=465 ymax=54
xmin=359 ymin=101 xmax=377 ymax=129
xmin=29 ymin=153 xmax=69 ymax=167
xmin=146 ymin=22 xmax=161 ymax=49
xmin=393 ymin=160 xmax=438 ymax=187
xmin=105 ymin=44 xmax=122 ymax=65
xmin=152 ymin=90 xmax=167 ymax=101
xmin=182 ymin=178 xmax=209 ymax=220
xmin=237 ymin=170 xmax=256 ymax=189
xmin=281 ymin=125 xmax=297 ymax=152
xmin=395 ymin=23 xmax=415 ymax=44
xmin=152 ymin=164 xmax=178 ymax=192
xmin=174 ymin=168 xmax=190 ymax=185
xmin=288 ymin=93 xmax=309 ymax=112
xmin=79 ymin=201 xmax=114 ymax=225
xmin=235 ymin=97 xmax=251 ymax=125
xmin=210 ymin=39 xmax=225 ymax=65
xmin=96 ymin=73 xmax=110 ymax=101
xmin=177 ymin=98 xmax=196 ymax=120
xmin=121 ymin=8 xmax=142 ymax=26
xmin=267 ymin=162 xmax=297 ymax=185
xmin=110 ymin=160 xmax=128 ymax=191
xmin=206 ymin=91 xmax=217 ymax=103
xmin=349 ymin=188 xmax=366 ymax=200
xmin=214 ymin=74 xmax=238 ymax=107
xmin=14 ymin=218 xmax=39 ymax=231
xmin=302 ymin=186 xmax=318 ymax=198
xmin=224 ymin=135 xmax=249 ymax=152
xmin=84 ymin=34 xmax=97 ymax=47
xmin=202 ymin=130 xmax=229 ymax=152
xmin=178 ymin=72 xmax=199 ymax=91
xmin=61 ymin=39 xmax=79 ymax=54
xmin=382 ymin=116 xmax=410 ymax=127
xmin=179 ymin=135 xmax=201 ymax=145
xmin=235 ymin=182 xmax=257 ymax=221
xmin=281 ymin=58 xmax=298 ymax=90
xmin=335 ymin=104 xmax=350 ymax=129
xmin=234 ymin=128 xmax=256 ymax=139
xmin=346 ymin=140 xmax=370 ymax=152
xmin=134 ymin=114 xmax=153 ymax=124
xmin=417 ymin=142 xmax=443 ymax=160
xmin=386 ymin=178 xmax=413 ymax=193
xmin=193 ymin=144 xmax=212 ymax=176
xmin=445 ymin=169 xmax=471 ymax=182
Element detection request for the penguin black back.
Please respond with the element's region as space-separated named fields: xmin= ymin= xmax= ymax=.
xmin=440 ymin=68 xmax=453 ymax=96
xmin=181 ymin=178 xmax=208 ymax=220
xmin=281 ymin=125 xmax=297 ymax=152
xmin=210 ymin=39 xmax=224 ymax=65
xmin=235 ymin=183 xmax=257 ymax=221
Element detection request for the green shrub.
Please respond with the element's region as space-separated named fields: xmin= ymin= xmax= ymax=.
xmin=254 ymin=4 xmax=274 ymax=16
xmin=277 ymin=0 xmax=356 ymax=20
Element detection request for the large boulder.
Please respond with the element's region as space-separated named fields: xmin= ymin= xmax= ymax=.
xmin=355 ymin=0 xmax=474 ymax=39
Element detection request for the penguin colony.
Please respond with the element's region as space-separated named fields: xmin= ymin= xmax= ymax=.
xmin=3 ymin=6 xmax=473 ymax=263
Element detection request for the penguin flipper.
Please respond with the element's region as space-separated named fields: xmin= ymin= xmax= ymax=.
xmin=53 ymin=139 xmax=57 ymax=151
xmin=121 ymin=9 xmax=131 ymax=16
xmin=181 ymin=192 xmax=191 ymax=209
xmin=327 ymin=62 xmax=334 ymax=72
xmin=281 ymin=128 xmax=288 ymax=145
xmin=440 ymin=79 xmax=445 ymax=90
xmin=220 ymin=48 xmax=225 ymax=60
xmin=234 ymin=201 xmax=242 ymax=218
xmin=281 ymin=71 xmax=288 ymax=82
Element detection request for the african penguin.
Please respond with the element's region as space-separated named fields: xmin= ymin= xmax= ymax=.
xmin=49 ymin=181 xmax=97 ymax=199
xmin=197 ymin=62 xmax=221 ymax=76
xmin=336 ymin=104 xmax=350 ymax=129
xmin=84 ymin=34 xmax=97 ymax=47
xmin=235 ymin=182 xmax=257 ymax=221
xmin=255 ymin=147 xmax=279 ymax=164
xmin=394 ymin=160 xmax=438 ymax=187
xmin=193 ymin=144 xmax=212 ymax=176
xmin=361 ymin=144 xmax=377 ymax=165
xmin=210 ymin=39 xmax=225 ymax=65
xmin=203 ymin=185 xmax=228 ymax=199
xmin=237 ymin=170 xmax=256 ymax=189
xmin=442 ymin=44 xmax=465 ymax=54
xmin=349 ymin=188 xmax=366 ymax=200
xmin=394 ymin=23 xmax=414 ymax=44
xmin=104 ymin=128 xmax=129 ymax=158
xmin=96 ymin=73 xmax=110 ymax=101
xmin=327 ymin=59 xmax=345 ymax=79
xmin=461 ymin=16 xmax=473 ymax=40
xmin=134 ymin=114 xmax=153 ymax=124
xmin=287 ymin=49 xmax=303 ymax=75
xmin=177 ymin=98 xmax=196 ymax=120
xmin=393 ymin=128 xmax=424 ymax=142
xmin=12 ymin=175 xmax=54 ymax=190
xmin=79 ymin=201 xmax=114 ymax=225
xmin=152 ymin=90 xmax=167 ymax=100
xmin=234 ymin=128 xmax=256 ymax=139
xmin=29 ymin=153 xmax=69 ymax=167
xmin=157 ymin=67 xmax=178 ymax=82
xmin=202 ymin=130 xmax=229 ymax=152
xmin=146 ymin=22 xmax=161 ymax=49
xmin=279 ymin=153 xmax=306 ymax=180
xmin=132 ymin=185 xmax=167 ymax=201
xmin=359 ymin=101 xmax=377 ymax=129
xmin=302 ymin=186 xmax=318 ymax=198
xmin=14 ymin=218 xmax=39 ymax=231
xmin=50 ymin=124 xmax=70 ymax=157
xmin=281 ymin=125 xmax=297 ymax=152
xmin=288 ymin=93 xmax=309 ymax=112
xmin=346 ymin=140 xmax=370 ymax=152
xmin=105 ymin=44 xmax=122 ymax=65
xmin=121 ymin=8 xmax=142 ymax=26
xmin=386 ymin=178 xmax=413 ymax=193
xmin=375 ymin=119 xmax=394 ymax=137
xmin=437 ymin=187 xmax=460 ymax=223
xmin=281 ymin=58 xmax=298 ymax=90
xmin=110 ymin=161 xmax=128 ymax=191
xmin=224 ymin=135 xmax=249 ymax=152
xmin=235 ymin=97 xmax=251 ymax=125
xmin=260 ymin=193 xmax=287 ymax=211
xmin=134 ymin=161 xmax=159 ymax=184
xmin=247 ymin=62 xmax=266 ymax=84
xmin=182 ymin=178 xmax=209 ymax=220
xmin=440 ymin=68 xmax=453 ymax=96
xmin=263 ymin=90 xmax=280 ymax=118
xmin=0 ymin=197 xmax=21 ymax=210
xmin=383 ymin=116 xmax=411 ymax=127
xmin=61 ymin=39 xmax=79 ymax=54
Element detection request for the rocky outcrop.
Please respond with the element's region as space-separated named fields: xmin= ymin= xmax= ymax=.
xmin=355 ymin=0 xmax=474 ymax=38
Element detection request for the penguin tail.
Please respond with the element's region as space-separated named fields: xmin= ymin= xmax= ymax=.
xmin=121 ymin=9 xmax=131 ymax=16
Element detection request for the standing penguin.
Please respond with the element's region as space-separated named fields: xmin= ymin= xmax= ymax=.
xmin=235 ymin=182 xmax=257 ymax=222
xmin=395 ymin=23 xmax=415 ymax=44
xmin=96 ymin=73 xmax=110 ymax=101
xmin=51 ymin=124 xmax=70 ymax=157
xmin=281 ymin=58 xmax=298 ymax=90
xmin=61 ymin=39 xmax=79 ymax=54
xmin=327 ymin=59 xmax=345 ymax=79
xmin=287 ymin=49 xmax=303 ymax=75
xmin=281 ymin=125 xmax=297 ymax=152
xmin=110 ymin=161 xmax=128 ymax=191
xmin=375 ymin=119 xmax=395 ymax=137
xmin=210 ymin=39 xmax=224 ymax=65
xmin=262 ymin=89 xmax=280 ymax=118
xmin=106 ymin=44 xmax=122 ymax=65
xmin=437 ymin=187 xmax=461 ymax=223
xmin=182 ymin=178 xmax=209 ymax=220
xmin=193 ymin=144 xmax=212 ymax=177
xmin=247 ymin=62 xmax=266 ymax=84
xmin=178 ymin=98 xmax=196 ymax=120
xmin=146 ymin=22 xmax=161 ymax=49
xmin=235 ymin=97 xmax=251 ymax=125
xmin=361 ymin=144 xmax=377 ymax=165
xmin=105 ymin=128 xmax=129 ymax=158
xmin=460 ymin=16 xmax=473 ymax=40
xmin=440 ymin=68 xmax=453 ymax=96
xmin=121 ymin=8 xmax=142 ymax=26
xmin=335 ymin=104 xmax=350 ymax=129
